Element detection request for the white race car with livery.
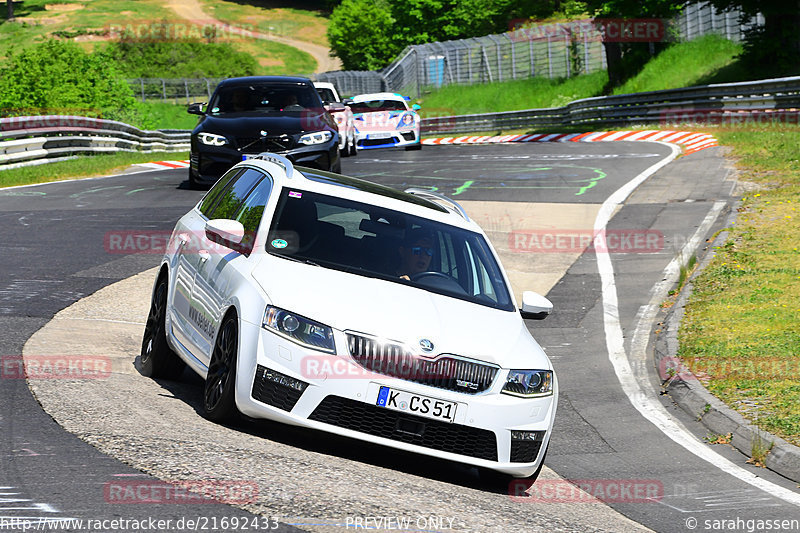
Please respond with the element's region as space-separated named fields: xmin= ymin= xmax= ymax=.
xmin=140 ymin=153 xmax=556 ymax=479
xmin=350 ymin=92 xmax=422 ymax=151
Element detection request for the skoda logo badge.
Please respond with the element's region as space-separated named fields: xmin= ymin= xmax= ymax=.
xmin=419 ymin=339 xmax=434 ymax=353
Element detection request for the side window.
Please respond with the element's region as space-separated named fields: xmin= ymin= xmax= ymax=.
xmin=199 ymin=168 xmax=242 ymax=218
xmin=207 ymin=167 xmax=265 ymax=220
xmin=234 ymin=173 xmax=273 ymax=235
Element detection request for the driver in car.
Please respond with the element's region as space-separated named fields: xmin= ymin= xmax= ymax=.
xmin=396 ymin=230 xmax=434 ymax=280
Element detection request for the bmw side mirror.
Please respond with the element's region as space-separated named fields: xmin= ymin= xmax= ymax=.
xmin=412 ymin=104 xmax=421 ymax=111
xmin=520 ymin=291 xmax=552 ymax=320
xmin=188 ymin=102 xmax=206 ymax=115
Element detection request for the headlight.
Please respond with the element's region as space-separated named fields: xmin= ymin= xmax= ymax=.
xmin=502 ymin=370 xmax=553 ymax=397
xmin=262 ymin=306 xmax=335 ymax=353
xmin=401 ymin=113 xmax=415 ymax=126
xmin=298 ymin=131 xmax=333 ymax=145
xmin=197 ymin=132 xmax=228 ymax=146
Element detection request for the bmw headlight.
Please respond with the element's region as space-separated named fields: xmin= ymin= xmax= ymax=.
xmin=262 ymin=306 xmax=335 ymax=353
xmin=502 ymin=370 xmax=553 ymax=397
xmin=298 ymin=131 xmax=333 ymax=145
xmin=197 ymin=132 xmax=228 ymax=146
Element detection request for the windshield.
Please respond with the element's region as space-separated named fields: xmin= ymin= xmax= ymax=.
xmin=349 ymin=99 xmax=407 ymax=113
xmin=266 ymin=188 xmax=514 ymax=311
xmin=208 ymin=83 xmax=323 ymax=115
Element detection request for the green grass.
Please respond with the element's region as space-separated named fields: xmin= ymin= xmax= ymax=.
xmin=202 ymin=0 xmax=331 ymax=46
xmin=418 ymin=71 xmax=607 ymax=117
xmin=612 ymin=34 xmax=743 ymax=94
xmin=0 ymin=151 xmax=189 ymax=188
xmin=1 ymin=0 xmax=318 ymax=76
xmin=105 ymin=101 xmax=200 ymax=130
xmin=419 ymin=35 xmax=744 ymax=118
xmin=679 ymin=124 xmax=800 ymax=447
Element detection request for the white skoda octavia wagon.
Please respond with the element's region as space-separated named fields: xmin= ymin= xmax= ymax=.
xmin=140 ymin=153 xmax=557 ymax=478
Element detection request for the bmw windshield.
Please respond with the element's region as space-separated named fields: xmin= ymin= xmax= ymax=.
xmin=208 ymin=83 xmax=323 ymax=115
xmin=266 ymin=187 xmax=515 ymax=311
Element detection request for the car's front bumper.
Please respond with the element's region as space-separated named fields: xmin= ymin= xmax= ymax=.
xmin=190 ymin=140 xmax=340 ymax=184
xmin=234 ymin=321 xmax=557 ymax=477
xmin=355 ymin=128 xmax=421 ymax=150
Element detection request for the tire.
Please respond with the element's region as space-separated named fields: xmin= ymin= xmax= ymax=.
xmin=188 ymin=168 xmax=203 ymax=190
xmin=405 ymin=142 xmax=422 ymax=151
xmin=203 ymin=312 xmax=240 ymax=422
xmin=140 ymin=276 xmax=186 ymax=380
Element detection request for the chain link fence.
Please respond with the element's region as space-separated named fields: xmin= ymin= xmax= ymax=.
xmin=127 ymin=77 xmax=225 ymax=103
xmin=317 ymin=19 xmax=609 ymax=99
xmin=676 ymin=2 xmax=764 ymax=43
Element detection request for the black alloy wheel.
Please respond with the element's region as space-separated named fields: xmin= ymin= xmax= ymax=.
xmin=203 ymin=313 xmax=240 ymax=422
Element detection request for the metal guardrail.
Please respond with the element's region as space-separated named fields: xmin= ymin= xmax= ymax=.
xmin=3 ymin=75 xmax=798 ymax=170
xmin=0 ymin=116 xmax=190 ymax=170
xmin=420 ymin=76 xmax=800 ymax=135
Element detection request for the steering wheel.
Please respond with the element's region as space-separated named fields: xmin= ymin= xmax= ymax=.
xmin=410 ymin=271 xmax=454 ymax=282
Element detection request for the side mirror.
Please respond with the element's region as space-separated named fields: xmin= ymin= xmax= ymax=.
xmin=187 ymin=102 xmax=206 ymax=115
xmin=343 ymin=99 xmax=354 ymax=106
xmin=327 ymin=102 xmax=346 ymax=111
xmin=205 ymin=219 xmax=244 ymax=250
xmin=412 ymin=104 xmax=421 ymax=111
xmin=520 ymin=291 xmax=553 ymax=320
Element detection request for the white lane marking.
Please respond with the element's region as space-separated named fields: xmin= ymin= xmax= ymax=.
xmin=594 ymin=142 xmax=800 ymax=507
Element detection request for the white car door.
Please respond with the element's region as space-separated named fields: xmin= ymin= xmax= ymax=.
xmin=189 ymin=167 xmax=274 ymax=363
xmin=170 ymin=167 xmax=245 ymax=353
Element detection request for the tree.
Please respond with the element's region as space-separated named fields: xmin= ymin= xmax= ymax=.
xmin=704 ymin=0 xmax=800 ymax=77
xmin=328 ymin=0 xmax=547 ymax=70
xmin=582 ymin=0 xmax=683 ymax=88
xmin=327 ymin=0 xmax=401 ymax=70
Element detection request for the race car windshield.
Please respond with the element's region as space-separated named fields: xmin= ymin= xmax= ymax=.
xmin=208 ymin=84 xmax=323 ymax=115
xmin=349 ymin=99 xmax=407 ymax=113
xmin=266 ymin=188 xmax=515 ymax=311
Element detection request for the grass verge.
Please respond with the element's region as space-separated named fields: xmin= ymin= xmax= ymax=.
xmin=678 ymin=124 xmax=800 ymax=447
xmin=0 ymin=151 xmax=189 ymax=188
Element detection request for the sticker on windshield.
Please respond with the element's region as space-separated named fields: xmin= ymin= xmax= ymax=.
xmin=271 ymin=239 xmax=288 ymax=249
xmin=288 ymin=191 xmax=302 ymax=199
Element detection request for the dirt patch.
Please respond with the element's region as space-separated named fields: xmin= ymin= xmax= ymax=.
xmin=258 ymin=57 xmax=284 ymax=67
xmin=44 ymin=3 xmax=84 ymax=12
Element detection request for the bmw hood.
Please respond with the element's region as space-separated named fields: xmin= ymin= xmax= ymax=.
xmin=253 ymin=256 xmax=550 ymax=370
xmin=195 ymin=113 xmax=334 ymax=136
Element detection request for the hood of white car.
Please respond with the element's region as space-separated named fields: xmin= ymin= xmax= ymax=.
xmin=253 ymin=255 xmax=550 ymax=370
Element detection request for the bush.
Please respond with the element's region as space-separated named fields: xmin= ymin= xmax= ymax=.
xmin=104 ymin=39 xmax=258 ymax=79
xmin=0 ymin=40 xmax=136 ymax=115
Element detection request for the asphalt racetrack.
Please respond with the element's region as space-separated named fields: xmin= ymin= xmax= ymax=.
xmin=1 ymin=142 xmax=799 ymax=532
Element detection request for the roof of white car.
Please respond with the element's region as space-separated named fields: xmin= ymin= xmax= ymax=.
xmin=351 ymin=92 xmax=408 ymax=103
xmin=239 ymin=156 xmax=476 ymax=230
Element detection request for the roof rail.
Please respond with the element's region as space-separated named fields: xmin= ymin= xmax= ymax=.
xmin=252 ymin=152 xmax=294 ymax=179
xmin=404 ymin=188 xmax=470 ymax=222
